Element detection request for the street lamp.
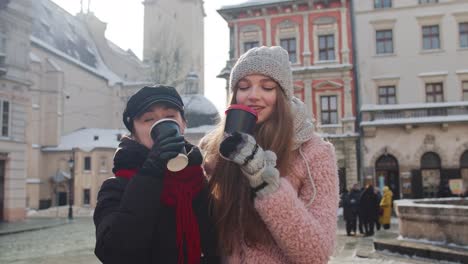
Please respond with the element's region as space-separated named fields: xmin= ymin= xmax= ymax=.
xmin=67 ymin=150 xmax=75 ymax=220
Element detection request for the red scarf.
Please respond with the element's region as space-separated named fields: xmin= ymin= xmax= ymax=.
xmin=115 ymin=166 xmax=204 ymax=264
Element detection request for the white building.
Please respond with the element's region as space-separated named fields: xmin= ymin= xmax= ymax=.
xmin=354 ymin=0 xmax=468 ymax=199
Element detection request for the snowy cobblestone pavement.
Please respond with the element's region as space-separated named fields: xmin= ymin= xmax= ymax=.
xmin=0 ymin=218 xmax=443 ymax=264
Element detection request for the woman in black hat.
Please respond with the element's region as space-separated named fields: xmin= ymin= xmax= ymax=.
xmin=93 ymin=85 xmax=219 ymax=264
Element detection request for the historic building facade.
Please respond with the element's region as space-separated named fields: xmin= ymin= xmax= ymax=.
xmin=354 ymin=0 xmax=468 ymax=199
xmin=0 ymin=0 xmax=33 ymax=221
xmin=218 ymin=0 xmax=358 ymax=191
xmin=0 ymin=0 xmax=217 ymax=221
xmin=143 ymin=0 xmax=205 ymax=93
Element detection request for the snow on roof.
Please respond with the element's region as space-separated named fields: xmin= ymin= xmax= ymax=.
xmin=42 ymin=128 xmax=128 ymax=152
xmin=220 ymin=0 xmax=291 ymax=10
xmin=185 ymin=125 xmax=217 ymax=134
xmin=30 ymin=0 xmax=123 ymax=86
xmin=182 ymin=94 xmax=219 ymax=115
xmin=29 ymin=52 xmax=41 ymax=63
xmin=361 ymin=101 xmax=468 ymax=111
xmin=360 ymin=115 xmax=468 ymax=126
xmin=395 ymin=198 xmax=468 ymax=209
xmin=456 ymin=69 xmax=468 ymax=75
xmin=418 ymin=71 xmax=449 ymax=77
xmin=292 ymin=63 xmax=353 ymax=72
xmin=319 ymin=132 xmax=360 ymax=138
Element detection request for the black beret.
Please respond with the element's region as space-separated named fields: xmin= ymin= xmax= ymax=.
xmin=123 ymin=85 xmax=184 ymax=131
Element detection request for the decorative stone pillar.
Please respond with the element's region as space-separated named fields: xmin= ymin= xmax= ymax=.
xmin=340 ymin=0 xmax=350 ymax=64
xmin=302 ymin=13 xmax=311 ymax=66
xmin=266 ymin=17 xmax=272 ymax=46
xmin=304 ymin=79 xmax=313 ymax=117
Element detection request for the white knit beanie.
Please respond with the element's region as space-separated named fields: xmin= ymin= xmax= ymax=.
xmin=230 ymin=46 xmax=293 ymax=100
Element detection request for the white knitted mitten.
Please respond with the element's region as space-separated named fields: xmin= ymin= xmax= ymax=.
xmin=220 ymin=132 xmax=280 ymax=197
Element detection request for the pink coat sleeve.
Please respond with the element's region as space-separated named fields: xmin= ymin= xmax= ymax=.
xmin=254 ymin=140 xmax=339 ymax=264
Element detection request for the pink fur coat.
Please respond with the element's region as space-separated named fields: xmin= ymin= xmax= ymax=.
xmin=225 ymin=133 xmax=339 ymax=264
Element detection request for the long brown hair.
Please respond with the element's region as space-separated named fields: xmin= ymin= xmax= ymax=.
xmin=202 ymin=81 xmax=294 ymax=254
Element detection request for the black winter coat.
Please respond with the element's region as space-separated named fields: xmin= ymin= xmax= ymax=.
xmin=93 ymin=137 xmax=219 ymax=264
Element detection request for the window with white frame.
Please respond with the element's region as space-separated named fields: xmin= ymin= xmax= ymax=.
xmin=84 ymin=156 xmax=92 ymax=171
xmin=419 ymin=0 xmax=438 ymax=4
xmin=280 ymin=38 xmax=297 ymax=63
xmin=460 ymin=22 xmax=468 ymax=48
xmin=243 ymin=41 xmax=259 ymax=52
xmin=320 ymin=95 xmax=338 ymax=125
xmin=319 ymin=35 xmax=335 ymax=61
xmin=376 ymin=29 xmax=393 ymax=54
xmin=0 ymin=99 xmax=9 ymax=137
xmin=99 ymin=157 xmax=107 ymax=172
xmin=422 ymin=25 xmax=440 ymax=50
xmin=463 ymin=81 xmax=468 ymax=101
xmin=83 ymin=189 xmax=90 ymax=205
xmin=425 ymin=82 xmax=444 ymax=102
xmin=378 ymin=86 xmax=396 ymax=104
xmin=374 ymin=0 xmax=391 ymax=9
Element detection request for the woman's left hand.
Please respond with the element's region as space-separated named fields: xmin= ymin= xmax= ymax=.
xmin=219 ymin=132 xmax=280 ymax=197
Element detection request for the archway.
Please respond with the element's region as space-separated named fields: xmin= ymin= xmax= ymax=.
xmin=375 ymin=154 xmax=400 ymax=199
xmin=421 ymin=152 xmax=441 ymax=198
xmin=461 ymin=151 xmax=468 ymax=195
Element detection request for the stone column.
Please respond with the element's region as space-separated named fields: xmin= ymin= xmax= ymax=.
xmin=304 ymin=79 xmax=313 ymax=118
xmin=234 ymin=23 xmax=239 ymax=58
xmin=340 ymin=0 xmax=350 ymax=64
xmin=266 ymin=17 xmax=272 ymax=46
xmin=302 ymin=13 xmax=311 ymax=66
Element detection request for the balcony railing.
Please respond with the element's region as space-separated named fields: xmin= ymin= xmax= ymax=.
xmin=361 ymin=102 xmax=468 ymax=126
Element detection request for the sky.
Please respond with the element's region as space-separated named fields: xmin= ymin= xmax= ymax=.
xmin=50 ymin=0 xmax=246 ymax=112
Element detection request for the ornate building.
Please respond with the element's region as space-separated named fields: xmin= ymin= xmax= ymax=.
xmin=143 ymin=0 xmax=205 ymax=94
xmin=355 ymin=0 xmax=468 ymax=198
xmin=217 ymin=0 xmax=358 ymax=191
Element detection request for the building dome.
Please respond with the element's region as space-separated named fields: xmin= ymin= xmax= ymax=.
xmin=182 ymin=95 xmax=220 ymax=128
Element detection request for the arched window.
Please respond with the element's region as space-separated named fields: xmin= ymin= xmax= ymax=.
xmin=240 ymin=25 xmax=262 ymax=54
xmin=313 ymin=16 xmax=338 ymax=63
xmin=421 ymin=152 xmax=441 ymax=169
xmin=276 ymin=20 xmax=299 ymax=63
xmin=376 ymin=154 xmax=398 ymax=171
xmin=420 ymin=152 xmax=441 ymax=198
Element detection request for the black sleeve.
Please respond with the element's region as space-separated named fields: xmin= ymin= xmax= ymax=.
xmin=93 ymin=172 xmax=164 ymax=263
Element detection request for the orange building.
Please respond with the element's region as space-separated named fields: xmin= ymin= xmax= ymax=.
xmin=217 ymin=0 xmax=359 ymax=191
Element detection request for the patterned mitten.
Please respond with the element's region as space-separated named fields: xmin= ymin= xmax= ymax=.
xmin=219 ymin=132 xmax=280 ymax=197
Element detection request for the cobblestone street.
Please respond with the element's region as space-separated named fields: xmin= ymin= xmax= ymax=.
xmin=0 ymin=218 xmax=442 ymax=264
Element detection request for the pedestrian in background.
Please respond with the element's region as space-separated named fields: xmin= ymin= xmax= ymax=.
xmin=359 ymin=185 xmax=380 ymax=236
xmin=346 ymin=183 xmax=361 ymax=236
xmin=379 ymin=186 xmax=393 ymax=230
xmin=374 ymin=187 xmax=382 ymax=231
xmin=93 ymin=85 xmax=219 ymax=264
xmin=201 ymin=46 xmax=338 ymax=263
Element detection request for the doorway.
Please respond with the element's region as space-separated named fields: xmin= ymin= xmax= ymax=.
xmin=375 ymin=154 xmax=400 ymax=199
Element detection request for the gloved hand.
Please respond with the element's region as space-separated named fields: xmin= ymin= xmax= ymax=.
xmin=140 ymin=128 xmax=185 ymax=176
xmin=219 ymin=132 xmax=280 ymax=197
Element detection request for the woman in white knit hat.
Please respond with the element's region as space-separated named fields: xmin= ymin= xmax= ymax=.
xmin=201 ymin=46 xmax=338 ymax=264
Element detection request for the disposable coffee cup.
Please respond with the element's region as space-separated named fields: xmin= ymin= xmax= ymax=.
xmin=150 ymin=118 xmax=188 ymax=172
xmin=224 ymin=104 xmax=258 ymax=135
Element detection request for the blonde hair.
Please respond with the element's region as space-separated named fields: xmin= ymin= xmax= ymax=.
xmin=202 ymin=82 xmax=294 ymax=254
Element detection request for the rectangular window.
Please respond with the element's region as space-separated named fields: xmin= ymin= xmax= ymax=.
xmin=320 ymin=95 xmax=338 ymax=125
xmin=84 ymin=157 xmax=91 ymax=171
xmin=83 ymin=189 xmax=90 ymax=205
xmin=422 ymin=25 xmax=440 ymax=50
xmin=460 ymin=22 xmax=468 ymax=48
xmin=425 ymin=83 xmax=444 ymax=102
xmin=280 ymin=38 xmax=297 ymax=63
xmin=0 ymin=100 xmax=9 ymax=137
xmin=376 ymin=29 xmax=393 ymax=54
xmin=243 ymin=41 xmax=259 ymax=52
xmin=319 ymin=35 xmax=335 ymax=61
xmin=374 ymin=0 xmax=392 ymax=8
xmin=378 ymin=86 xmax=396 ymax=104
xmin=419 ymin=0 xmax=438 ymax=4
xmin=463 ymin=81 xmax=468 ymax=101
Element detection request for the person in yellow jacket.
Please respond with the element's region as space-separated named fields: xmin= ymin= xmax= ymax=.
xmin=379 ymin=186 xmax=393 ymax=229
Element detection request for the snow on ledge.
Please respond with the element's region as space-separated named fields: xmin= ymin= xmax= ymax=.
xmin=361 ymin=101 xmax=468 ymax=111
xmin=394 ymin=198 xmax=468 ymax=209
xmin=361 ymin=115 xmax=468 ymax=126
xmin=418 ymin=71 xmax=448 ymax=77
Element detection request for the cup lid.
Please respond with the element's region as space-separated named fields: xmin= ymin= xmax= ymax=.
xmin=167 ymin=154 xmax=189 ymax=172
xmin=225 ymin=104 xmax=258 ymax=120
